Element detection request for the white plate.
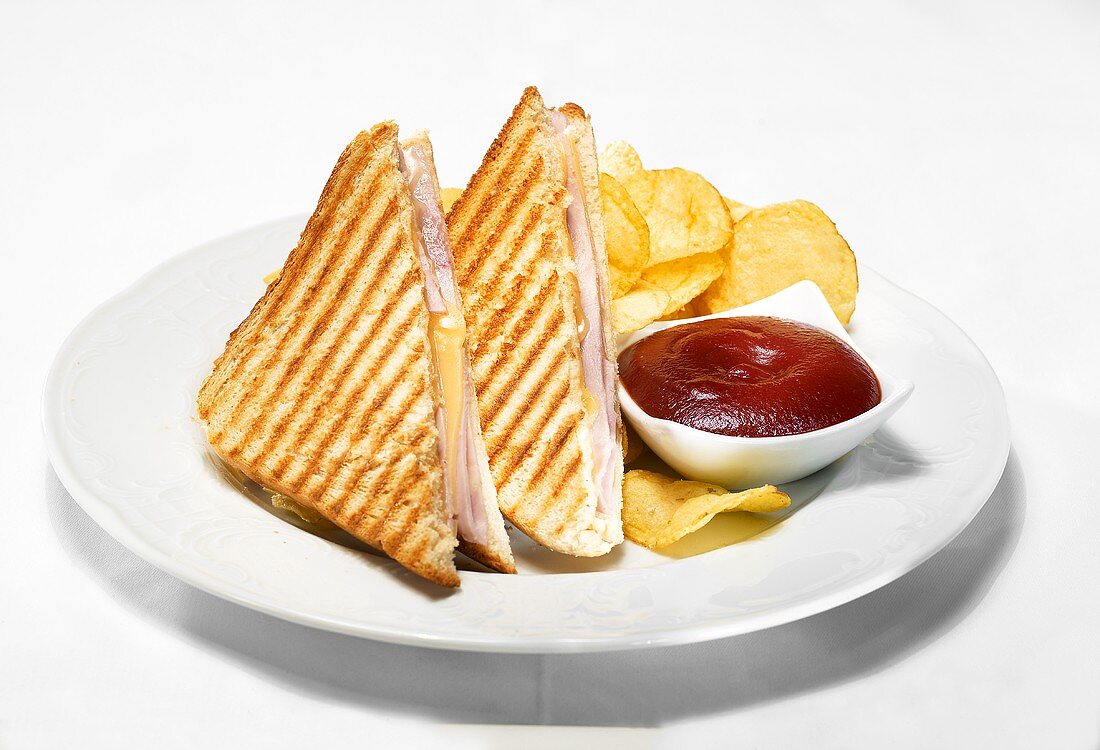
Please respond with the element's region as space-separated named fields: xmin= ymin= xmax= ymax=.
xmin=43 ymin=216 xmax=1010 ymax=653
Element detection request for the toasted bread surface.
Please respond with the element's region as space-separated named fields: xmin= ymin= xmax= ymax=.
xmin=198 ymin=122 xmax=460 ymax=586
xmin=447 ymin=88 xmax=619 ymax=556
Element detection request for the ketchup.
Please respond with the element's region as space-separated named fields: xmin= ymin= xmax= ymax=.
xmin=618 ymin=316 xmax=881 ymax=437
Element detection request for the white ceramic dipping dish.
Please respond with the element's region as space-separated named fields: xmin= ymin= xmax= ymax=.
xmin=616 ymin=280 xmax=915 ymax=488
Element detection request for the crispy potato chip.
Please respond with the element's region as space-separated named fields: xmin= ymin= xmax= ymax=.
xmin=620 ymin=168 xmax=734 ymax=266
xmin=724 ymin=196 xmax=754 ymax=222
xmin=699 ymin=199 xmax=858 ymax=323
xmin=609 ymin=270 xmax=633 ymax=301
xmin=658 ymin=298 xmax=703 ymax=321
xmin=640 ymin=251 xmax=724 ymax=317
xmin=599 ymin=140 xmax=645 ymax=183
xmin=622 ymin=421 xmax=646 ymax=464
xmin=622 ymin=470 xmax=790 ymax=549
xmin=600 ymin=172 xmax=650 ymax=297
xmin=440 ymin=187 xmax=463 ymax=213
xmin=610 ymin=279 xmax=671 ymax=334
xmin=263 ymin=269 xmax=282 ymax=285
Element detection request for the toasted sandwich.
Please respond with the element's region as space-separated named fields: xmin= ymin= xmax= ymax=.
xmin=446 ymin=87 xmax=624 ymax=556
xmin=197 ymin=122 xmax=514 ymax=586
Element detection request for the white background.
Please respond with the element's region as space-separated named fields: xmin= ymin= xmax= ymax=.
xmin=3 ymin=1 xmax=1098 ymax=747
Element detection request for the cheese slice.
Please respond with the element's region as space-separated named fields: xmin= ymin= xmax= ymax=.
xmin=428 ymin=308 xmax=467 ymax=520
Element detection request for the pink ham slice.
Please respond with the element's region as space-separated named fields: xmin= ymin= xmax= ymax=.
xmin=399 ymin=142 xmax=489 ymax=546
xmin=550 ymin=112 xmax=621 ymax=515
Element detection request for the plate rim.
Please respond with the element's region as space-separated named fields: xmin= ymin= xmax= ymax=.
xmin=42 ymin=216 xmax=1011 ymax=653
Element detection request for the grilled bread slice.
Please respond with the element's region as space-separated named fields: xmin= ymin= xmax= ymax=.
xmin=198 ymin=123 xmax=460 ymax=586
xmin=447 ymin=88 xmax=625 ymax=556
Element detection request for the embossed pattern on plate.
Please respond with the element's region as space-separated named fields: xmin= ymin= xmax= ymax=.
xmin=43 ymin=216 xmax=1010 ymax=652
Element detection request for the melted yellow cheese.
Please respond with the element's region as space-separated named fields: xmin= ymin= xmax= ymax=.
xmin=428 ymin=309 xmax=467 ymax=493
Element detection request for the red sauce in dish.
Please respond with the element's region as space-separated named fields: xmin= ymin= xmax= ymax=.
xmin=618 ymin=316 xmax=881 ymax=437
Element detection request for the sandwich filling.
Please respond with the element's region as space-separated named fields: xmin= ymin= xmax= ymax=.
xmin=399 ymin=142 xmax=489 ymax=545
xmin=549 ymin=111 xmax=621 ymax=515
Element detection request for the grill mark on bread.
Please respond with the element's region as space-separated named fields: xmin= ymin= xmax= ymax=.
xmin=372 ymin=476 xmax=426 ymax=554
xmin=467 ymin=206 xmax=548 ymax=343
xmin=471 ymin=229 xmax=562 ymax=396
xmin=295 ymin=316 xmax=421 ymax=500
xmin=387 ymin=514 xmax=433 ymax=571
xmin=481 ymin=344 xmax=565 ymax=431
xmin=239 ymin=192 xmax=398 ymax=432
xmin=347 ymin=456 xmax=418 ymax=532
xmin=460 ymin=157 xmax=546 ymax=285
xmin=543 ymin=457 xmax=585 ymax=536
xmin=331 ymin=425 xmax=414 ymax=527
xmin=244 ymin=215 xmax=405 ymax=471
xmin=252 ymin=214 xmax=410 ymax=469
xmin=486 ymin=273 xmax=565 ymax=361
xmin=447 ymin=87 xmax=547 ymax=230
xmin=532 ymin=442 xmax=584 ymax=525
xmin=491 ymin=376 xmax=571 ymax=488
xmin=218 ymin=175 xmax=393 ymax=452
xmin=265 ymin=273 xmax=416 ymax=481
xmin=450 ymin=126 xmax=538 ymax=250
xmin=544 ymin=451 xmax=583 ymax=502
xmin=321 ymin=349 xmax=423 ymax=517
xmin=462 ymin=196 xmax=543 ymax=295
xmin=210 ymin=155 xmax=383 ymax=420
xmin=393 ymin=531 xmax=432 ymax=573
xmin=476 ymin=279 xmax=529 ymax=352
xmin=258 ymin=142 xmax=372 ymax=326
xmin=468 ymin=267 xmax=554 ymax=380
xmin=389 ymin=497 xmax=428 ymax=547
xmin=525 ymin=417 xmax=576 ymax=489
xmin=267 ymin=263 xmax=420 ymax=483
xmin=286 ymin=324 xmax=418 ymax=499
xmin=204 ymin=140 xmax=370 ymax=406
xmin=477 ymin=305 xmax=565 ymax=420
xmin=473 ymin=266 xmax=575 ymax=507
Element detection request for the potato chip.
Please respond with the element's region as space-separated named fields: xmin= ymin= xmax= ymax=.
xmin=620 ymin=168 xmax=734 ymax=266
xmin=610 ymin=279 xmax=671 ymax=334
xmin=440 ymin=187 xmax=463 ymax=213
xmin=598 ymin=140 xmax=645 ymax=183
xmin=724 ymin=196 xmax=754 ymax=222
xmin=600 ymin=173 xmax=650 ymax=297
xmin=699 ymin=200 xmax=858 ymax=323
xmin=658 ymin=298 xmax=703 ymax=321
xmin=622 ymin=421 xmax=646 ymax=464
xmin=640 ymin=251 xmax=724 ymax=317
xmin=622 ymin=470 xmax=790 ymax=549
